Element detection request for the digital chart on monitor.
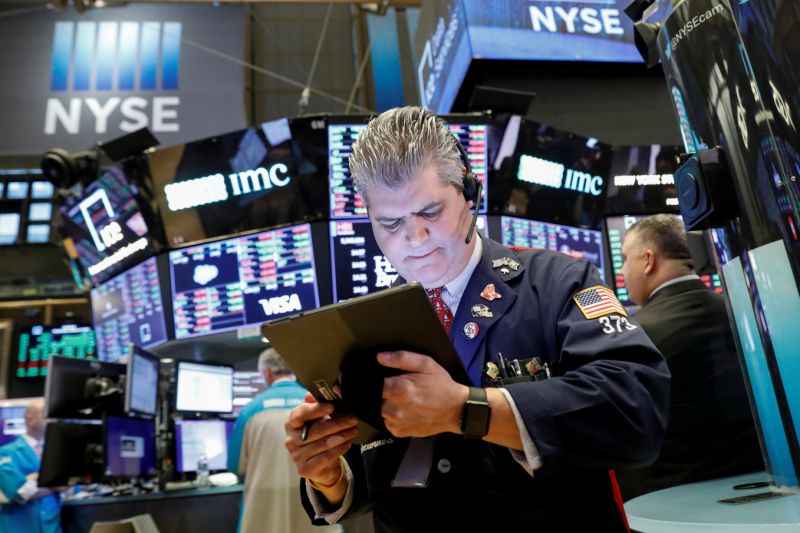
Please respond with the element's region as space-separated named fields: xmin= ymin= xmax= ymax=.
xmin=605 ymin=214 xmax=722 ymax=306
xmin=169 ymin=224 xmax=320 ymax=339
xmin=15 ymin=324 xmax=96 ymax=379
xmin=500 ymin=216 xmax=605 ymax=279
xmin=59 ymin=167 xmax=154 ymax=283
xmin=91 ymin=257 xmax=168 ymax=362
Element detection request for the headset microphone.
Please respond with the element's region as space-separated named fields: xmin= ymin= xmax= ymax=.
xmin=465 ymin=179 xmax=483 ymax=245
xmin=452 ymin=134 xmax=482 ymax=245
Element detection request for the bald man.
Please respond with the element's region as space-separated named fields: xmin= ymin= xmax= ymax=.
xmin=0 ymin=399 xmax=62 ymax=533
xmin=616 ymin=215 xmax=762 ymax=499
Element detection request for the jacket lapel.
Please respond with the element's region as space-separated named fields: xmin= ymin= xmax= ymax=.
xmin=451 ymin=239 xmax=523 ymax=385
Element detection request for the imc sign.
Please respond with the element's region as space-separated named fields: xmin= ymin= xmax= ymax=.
xmin=46 ymin=21 xmax=182 ymax=135
xmin=0 ymin=5 xmax=246 ymax=154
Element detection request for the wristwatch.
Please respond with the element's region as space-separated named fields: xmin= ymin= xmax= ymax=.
xmin=460 ymin=387 xmax=491 ymax=438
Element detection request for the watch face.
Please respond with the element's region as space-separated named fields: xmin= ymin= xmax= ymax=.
xmin=461 ymin=388 xmax=491 ymax=438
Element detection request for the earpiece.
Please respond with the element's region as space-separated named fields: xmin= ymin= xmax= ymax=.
xmin=451 ymin=134 xmax=483 ymax=244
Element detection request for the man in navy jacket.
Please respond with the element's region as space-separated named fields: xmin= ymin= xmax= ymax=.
xmin=285 ymin=107 xmax=669 ymax=532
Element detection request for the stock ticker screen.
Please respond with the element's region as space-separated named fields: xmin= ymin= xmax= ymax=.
xmin=328 ymin=121 xmax=489 ymax=219
xmin=501 ymin=216 xmax=605 ymax=279
xmin=605 ymin=214 xmax=723 ymax=306
xmin=169 ymin=224 xmax=320 ymax=339
xmin=15 ymin=324 xmax=97 ymax=378
xmin=59 ymin=166 xmax=154 ymax=283
xmin=91 ymin=257 xmax=168 ymax=362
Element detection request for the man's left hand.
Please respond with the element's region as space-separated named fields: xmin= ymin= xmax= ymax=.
xmin=378 ymin=350 xmax=469 ymax=438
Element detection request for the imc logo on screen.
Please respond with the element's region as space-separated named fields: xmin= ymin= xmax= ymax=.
xmin=45 ymin=21 xmax=182 ymax=135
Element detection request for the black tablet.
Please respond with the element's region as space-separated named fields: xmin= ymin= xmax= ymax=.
xmin=261 ymin=282 xmax=469 ymax=443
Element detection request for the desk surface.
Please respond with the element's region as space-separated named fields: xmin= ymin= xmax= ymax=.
xmin=62 ymin=484 xmax=243 ymax=507
xmin=624 ymin=473 xmax=800 ymax=532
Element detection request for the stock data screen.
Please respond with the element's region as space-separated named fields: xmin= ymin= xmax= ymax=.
xmin=328 ymin=122 xmax=489 ymax=219
xmin=605 ymin=215 xmax=722 ymax=306
xmin=91 ymin=257 xmax=168 ymax=362
xmin=501 ymin=216 xmax=605 ymax=279
xmin=59 ymin=166 xmax=154 ymax=283
xmin=16 ymin=324 xmax=96 ymax=378
xmin=329 ymin=220 xmax=398 ymax=302
xmin=329 ymin=124 xmax=368 ymax=218
xmin=169 ymin=224 xmax=320 ymax=339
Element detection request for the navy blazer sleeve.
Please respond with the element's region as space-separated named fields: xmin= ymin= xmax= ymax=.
xmin=505 ymin=259 xmax=670 ymax=474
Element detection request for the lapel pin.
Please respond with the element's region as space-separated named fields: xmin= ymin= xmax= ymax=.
xmin=471 ymin=304 xmax=493 ymax=318
xmin=500 ymin=267 xmax=510 ymax=275
xmin=480 ymin=283 xmax=502 ymax=301
xmin=463 ymin=322 xmax=479 ymax=339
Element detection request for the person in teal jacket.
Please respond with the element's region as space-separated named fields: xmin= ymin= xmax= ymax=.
xmin=227 ymin=348 xmax=340 ymax=533
xmin=0 ymin=399 xmax=61 ymax=533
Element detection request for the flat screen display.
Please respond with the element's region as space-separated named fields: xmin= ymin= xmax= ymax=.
xmin=0 ymin=401 xmax=32 ymax=446
xmin=0 ymin=213 xmax=20 ymax=244
xmin=232 ymin=371 xmax=266 ymax=416
xmin=500 ymin=215 xmax=605 ymax=279
xmin=605 ymin=214 xmax=723 ymax=306
xmin=606 ymin=144 xmax=683 ymax=214
xmin=150 ymin=117 xmax=328 ymax=246
xmin=490 ymin=117 xmax=611 ymax=228
xmin=175 ymin=361 xmax=233 ymax=414
xmin=104 ymin=416 xmax=157 ymax=478
xmin=174 ymin=419 xmax=235 ymax=473
xmin=169 ymin=224 xmax=320 ymax=339
xmin=16 ymin=324 xmax=97 ymax=379
xmin=58 ymin=166 xmax=155 ymax=283
xmin=328 ymin=119 xmax=489 ymax=219
xmin=125 ymin=348 xmax=159 ymax=418
xmin=91 ymin=257 xmax=168 ymax=362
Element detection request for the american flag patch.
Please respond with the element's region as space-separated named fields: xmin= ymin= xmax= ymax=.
xmin=573 ymin=286 xmax=627 ymax=319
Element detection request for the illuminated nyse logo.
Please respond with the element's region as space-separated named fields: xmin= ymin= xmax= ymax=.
xmin=164 ymin=164 xmax=291 ymax=211
xmin=46 ymin=21 xmax=182 ymax=135
xmin=517 ymin=154 xmax=603 ymax=196
xmin=258 ymin=294 xmax=302 ymax=316
xmin=529 ymin=1 xmax=625 ymax=36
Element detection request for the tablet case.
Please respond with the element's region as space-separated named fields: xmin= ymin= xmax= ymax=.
xmin=260 ymin=282 xmax=470 ymax=444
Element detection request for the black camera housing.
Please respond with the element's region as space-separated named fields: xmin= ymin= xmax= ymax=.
xmin=674 ymin=147 xmax=737 ymax=230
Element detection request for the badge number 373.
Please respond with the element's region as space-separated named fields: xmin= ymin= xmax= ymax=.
xmin=599 ymin=315 xmax=637 ymax=334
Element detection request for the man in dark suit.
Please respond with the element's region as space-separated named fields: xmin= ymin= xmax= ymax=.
xmin=616 ymin=214 xmax=763 ymax=500
xmin=283 ymin=106 xmax=670 ymax=532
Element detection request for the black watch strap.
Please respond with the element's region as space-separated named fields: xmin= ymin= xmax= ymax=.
xmin=460 ymin=387 xmax=491 ymax=439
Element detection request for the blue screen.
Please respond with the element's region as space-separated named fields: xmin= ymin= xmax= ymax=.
xmin=169 ymin=224 xmax=320 ymax=339
xmin=91 ymin=257 xmax=168 ymax=362
xmin=0 ymin=406 xmax=27 ymax=446
xmin=105 ymin=416 xmax=157 ymax=478
xmin=501 ymin=215 xmax=605 ymax=279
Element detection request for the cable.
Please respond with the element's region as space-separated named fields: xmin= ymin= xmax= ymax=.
xmin=300 ymin=1 xmax=334 ymax=114
xmin=346 ymin=41 xmax=372 ymax=114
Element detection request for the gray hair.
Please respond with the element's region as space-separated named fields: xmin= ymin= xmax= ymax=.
xmin=257 ymin=347 xmax=293 ymax=376
xmin=348 ymin=106 xmax=464 ymax=202
xmin=629 ymin=214 xmax=694 ymax=270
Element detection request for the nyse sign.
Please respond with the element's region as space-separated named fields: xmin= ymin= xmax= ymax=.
xmin=45 ymin=96 xmax=180 ymax=135
xmin=529 ymin=3 xmax=625 ymax=36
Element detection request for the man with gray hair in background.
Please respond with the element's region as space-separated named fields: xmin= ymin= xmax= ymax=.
xmin=227 ymin=348 xmax=341 ymax=533
xmin=616 ymin=214 xmax=762 ymax=499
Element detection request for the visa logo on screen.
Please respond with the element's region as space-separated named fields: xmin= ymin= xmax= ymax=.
xmin=258 ymin=294 xmax=302 ymax=316
xmin=45 ymin=21 xmax=182 ymax=135
xmin=517 ymin=154 xmax=604 ymax=196
xmin=528 ymin=2 xmax=625 ymax=36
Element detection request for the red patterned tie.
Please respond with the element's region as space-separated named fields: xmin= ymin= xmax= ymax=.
xmin=426 ymin=287 xmax=454 ymax=333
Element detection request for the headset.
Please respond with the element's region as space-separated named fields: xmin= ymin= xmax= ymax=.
xmin=452 ymin=135 xmax=483 ymax=245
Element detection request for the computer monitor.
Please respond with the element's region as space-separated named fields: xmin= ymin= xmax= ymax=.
xmin=125 ymin=347 xmax=159 ymax=418
xmin=328 ymin=118 xmax=490 ymax=219
xmin=168 ymin=224 xmax=320 ymax=339
xmin=500 ymin=216 xmax=605 ymax=279
xmin=38 ymin=420 xmax=103 ymax=487
xmin=175 ymin=361 xmax=233 ymax=414
xmin=232 ymin=371 xmax=266 ymax=415
xmin=58 ymin=165 xmax=155 ymax=283
xmin=604 ymin=214 xmax=723 ymax=306
xmin=104 ymin=416 xmax=157 ymax=478
xmin=0 ymin=398 xmax=39 ymax=446
xmin=15 ymin=324 xmax=97 ymax=379
xmin=91 ymin=256 xmax=168 ymax=362
xmin=174 ymin=418 xmax=235 ymax=473
xmin=44 ymin=356 xmax=126 ymax=419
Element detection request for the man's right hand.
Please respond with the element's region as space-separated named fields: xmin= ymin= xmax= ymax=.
xmin=285 ymin=392 xmax=358 ymax=505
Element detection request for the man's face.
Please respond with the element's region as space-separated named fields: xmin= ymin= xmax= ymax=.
xmin=365 ymin=166 xmax=474 ymax=288
xmin=621 ymin=231 xmax=648 ymax=306
xmin=25 ymin=403 xmax=45 ymax=440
